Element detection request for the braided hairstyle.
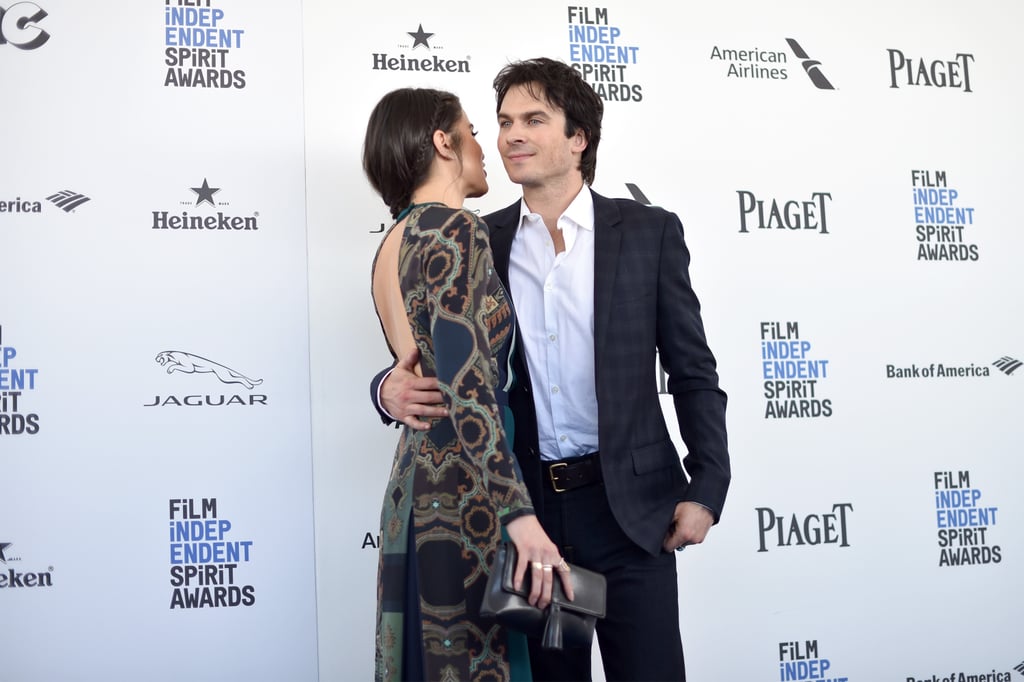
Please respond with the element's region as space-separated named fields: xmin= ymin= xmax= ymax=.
xmin=362 ymin=88 xmax=465 ymax=219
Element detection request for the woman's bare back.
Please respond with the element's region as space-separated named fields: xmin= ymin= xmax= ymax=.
xmin=371 ymin=220 xmax=421 ymax=374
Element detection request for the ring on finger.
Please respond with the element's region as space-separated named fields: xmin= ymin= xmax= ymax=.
xmin=556 ymin=558 xmax=570 ymax=572
xmin=542 ymin=564 xmax=553 ymax=572
xmin=531 ymin=561 xmax=543 ymax=571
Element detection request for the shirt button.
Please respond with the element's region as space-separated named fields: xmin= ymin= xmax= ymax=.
xmin=551 ymin=386 xmax=559 ymax=394
xmin=559 ymin=435 xmax=567 ymax=442
xmin=548 ymin=334 xmax=557 ymax=341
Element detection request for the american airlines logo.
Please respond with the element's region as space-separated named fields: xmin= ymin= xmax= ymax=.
xmin=707 ymin=37 xmax=834 ymax=89
xmin=625 ymin=183 xmax=653 ymax=205
xmin=786 ymin=39 xmax=835 ymax=90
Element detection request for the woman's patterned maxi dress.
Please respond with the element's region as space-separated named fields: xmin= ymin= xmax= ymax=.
xmin=373 ymin=204 xmax=534 ymax=681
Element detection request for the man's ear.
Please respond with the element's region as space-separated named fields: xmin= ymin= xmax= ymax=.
xmin=571 ymin=128 xmax=588 ymax=154
xmin=433 ymin=129 xmax=455 ymax=160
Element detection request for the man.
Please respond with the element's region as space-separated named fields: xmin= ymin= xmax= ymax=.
xmin=373 ymin=57 xmax=730 ymax=681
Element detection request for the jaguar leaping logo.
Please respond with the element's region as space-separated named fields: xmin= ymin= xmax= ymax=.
xmin=155 ymin=351 xmax=263 ymax=390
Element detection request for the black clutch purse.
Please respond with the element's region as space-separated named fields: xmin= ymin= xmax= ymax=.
xmin=480 ymin=541 xmax=607 ymax=650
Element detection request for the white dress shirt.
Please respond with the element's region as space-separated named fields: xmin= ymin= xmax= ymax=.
xmin=508 ymin=187 xmax=599 ymax=461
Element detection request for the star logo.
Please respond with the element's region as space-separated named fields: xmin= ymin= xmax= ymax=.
xmin=0 ymin=543 xmax=11 ymax=563
xmin=407 ymin=24 xmax=434 ymax=50
xmin=190 ymin=178 xmax=221 ymax=207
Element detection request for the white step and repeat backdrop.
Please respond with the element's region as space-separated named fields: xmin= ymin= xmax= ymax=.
xmin=3 ymin=1 xmax=1021 ymax=681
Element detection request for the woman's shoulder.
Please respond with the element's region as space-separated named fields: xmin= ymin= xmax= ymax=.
xmin=420 ymin=204 xmax=479 ymax=223
xmin=412 ymin=204 xmax=482 ymax=235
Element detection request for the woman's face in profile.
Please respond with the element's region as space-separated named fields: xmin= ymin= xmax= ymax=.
xmin=455 ymin=112 xmax=488 ymax=199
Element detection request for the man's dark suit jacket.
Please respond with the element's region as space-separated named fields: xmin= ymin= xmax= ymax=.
xmin=483 ymin=191 xmax=730 ymax=557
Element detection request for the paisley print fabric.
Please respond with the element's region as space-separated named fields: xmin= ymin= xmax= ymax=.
xmin=373 ymin=205 xmax=533 ymax=682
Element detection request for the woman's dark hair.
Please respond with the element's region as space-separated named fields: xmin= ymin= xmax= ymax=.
xmin=492 ymin=57 xmax=603 ymax=185
xmin=362 ymin=88 xmax=465 ymax=219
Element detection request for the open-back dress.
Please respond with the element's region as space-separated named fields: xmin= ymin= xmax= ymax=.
xmin=372 ymin=203 xmax=533 ymax=681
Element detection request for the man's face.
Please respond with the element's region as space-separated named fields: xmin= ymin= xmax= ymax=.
xmin=496 ymin=84 xmax=586 ymax=191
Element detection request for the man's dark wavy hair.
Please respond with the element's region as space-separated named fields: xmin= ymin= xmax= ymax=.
xmin=493 ymin=57 xmax=603 ymax=185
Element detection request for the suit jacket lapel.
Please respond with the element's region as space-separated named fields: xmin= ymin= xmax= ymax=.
xmin=487 ymin=193 xmax=621 ymax=385
xmin=485 ymin=201 xmax=537 ymax=425
xmin=592 ymin=191 xmax=622 ymax=369
xmin=486 ymin=202 xmax=519 ymax=285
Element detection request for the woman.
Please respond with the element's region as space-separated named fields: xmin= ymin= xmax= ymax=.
xmin=364 ymin=88 xmax=571 ymax=681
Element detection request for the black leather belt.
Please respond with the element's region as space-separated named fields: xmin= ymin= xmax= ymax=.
xmin=544 ymin=452 xmax=601 ymax=493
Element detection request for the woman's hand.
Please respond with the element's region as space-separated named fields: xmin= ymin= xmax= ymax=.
xmin=504 ymin=514 xmax=574 ymax=609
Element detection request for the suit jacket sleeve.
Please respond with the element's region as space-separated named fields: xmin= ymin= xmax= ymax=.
xmin=656 ymin=212 xmax=731 ymax=520
xmin=369 ymin=365 xmax=398 ymax=427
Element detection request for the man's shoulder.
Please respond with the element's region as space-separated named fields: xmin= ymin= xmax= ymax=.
xmin=592 ymin=190 xmax=678 ymax=228
xmin=481 ymin=200 xmax=521 ymax=228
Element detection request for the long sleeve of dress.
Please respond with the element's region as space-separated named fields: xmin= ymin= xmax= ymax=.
xmin=409 ymin=208 xmax=533 ymax=522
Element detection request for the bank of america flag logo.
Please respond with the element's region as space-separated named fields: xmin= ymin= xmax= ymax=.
xmin=993 ymin=356 xmax=1021 ymax=375
xmin=46 ymin=190 xmax=91 ymax=212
